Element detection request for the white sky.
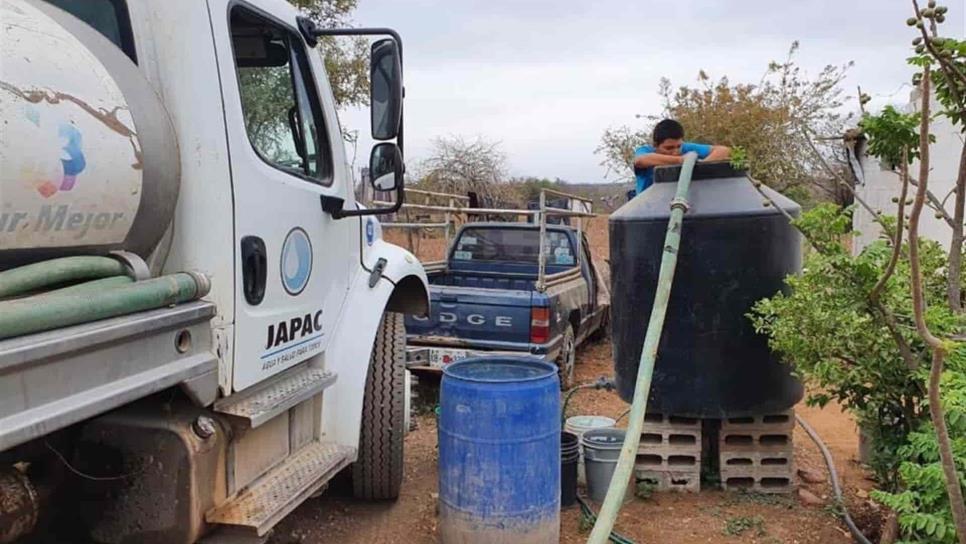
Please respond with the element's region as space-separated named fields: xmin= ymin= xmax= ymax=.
xmin=336 ymin=0 xmax=965 ymax=183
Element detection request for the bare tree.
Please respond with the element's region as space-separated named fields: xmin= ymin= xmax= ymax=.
xmin=416 ymin=135 xmax=512 ymax=204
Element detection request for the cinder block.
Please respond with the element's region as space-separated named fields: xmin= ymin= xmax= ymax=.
xmin=635 ymin=451 xmax=700 ymax=471
xmin=718 ymin=429 xmax=793 ymax=452
xmin=635 ymin=468 xmax=701 ymax=493
xmin=721 ymin=474 xmax=796 ymax=494
xmin=721 ymin=410 xmax=795 ymax=432
xmin=720 ymin=450 xmax=794 ymax=472
xmin=642 ymin=413 xmax=702 ymax=432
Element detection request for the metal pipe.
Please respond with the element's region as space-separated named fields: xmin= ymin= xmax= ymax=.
xmin=0 ymin=272 xmax=210 ymax=340
xmin=541 ymin=187 xmax=594 ymax=203
xmin=381 ymin=222 xmax=449 ymax=229
xmin=405 ymin=188 xmax=470 ymax=201
xmin=537 ymin=191 xmax=548 ymax=291
xmin=0 ymin=256 xmax=127 ymax=299
xmin=587 ymin=152 xmax=698 ymax=544
xmin=371 ymin=201 xmax=595 ymax=218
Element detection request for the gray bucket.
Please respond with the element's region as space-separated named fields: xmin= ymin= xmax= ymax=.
xmin=582 ymin=428 xmax=631 ymax=503
xmin=565 ymin=415 xmax=616 ymax=485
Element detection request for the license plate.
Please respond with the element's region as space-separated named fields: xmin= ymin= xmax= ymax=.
xmin=429 ymin=348 xmax=468 ymax=368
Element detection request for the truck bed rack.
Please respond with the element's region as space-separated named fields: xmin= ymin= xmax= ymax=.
xmin=375 ymin=187 xmax=595 ymax=291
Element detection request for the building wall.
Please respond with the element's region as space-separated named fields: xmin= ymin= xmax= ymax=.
xmin=853 ymin=90 xmax=964 ymax=255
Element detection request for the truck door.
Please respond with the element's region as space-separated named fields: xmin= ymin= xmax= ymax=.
xmin=209 ymin=1 xmax=353 ymax=391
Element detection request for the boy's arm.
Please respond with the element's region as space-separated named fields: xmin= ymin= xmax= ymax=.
xmin=703 ymin=145 xmax=731 ymax=162
xmin=633 ymin=153 xmax=684 ymax=169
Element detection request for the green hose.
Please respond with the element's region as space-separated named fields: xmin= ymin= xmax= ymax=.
xmin=587 ymin=152 xmax=698 ymax=544
xmin=0 ymin=256 xmax=128 ymax=299
xmin=39 ymin=276 xmax=135 ymax=298
xmin=0 ymin=272 xmax=209 ymax=340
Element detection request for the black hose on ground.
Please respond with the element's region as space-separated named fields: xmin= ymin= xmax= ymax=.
xmin=561 ymin=376 xmax=616 ymax=425
xmin=575 ymin=495 xmax=637 ymax=544
xmin=796 ymin=413 xmax=874 ymax=544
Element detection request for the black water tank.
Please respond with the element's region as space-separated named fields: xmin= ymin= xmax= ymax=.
xmin=610 ymin=163 xmax=803 ymax=417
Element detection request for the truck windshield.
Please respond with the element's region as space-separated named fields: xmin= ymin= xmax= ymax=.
xmin=452 ymin=228 xmax=575 ymax=266
xmin=44 ymin=0 xmax=136 ymax=63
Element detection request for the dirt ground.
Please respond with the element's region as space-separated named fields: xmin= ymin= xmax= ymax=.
xmin=272 ymin=217 xmax=883 ymax=543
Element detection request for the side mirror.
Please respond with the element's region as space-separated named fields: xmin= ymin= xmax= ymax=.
xmin=370 ymin=38 xmax=402 ymax=141
xmin=369 ymin=142 xmax=403 ymax=192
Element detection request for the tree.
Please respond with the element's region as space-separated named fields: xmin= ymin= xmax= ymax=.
xmin=752 ymin=4 xmax=966 ymax=539
xmin=292 ymin=0 xmax=370 ymax=109
xmin=415 ymin=135 xmax=514 ymax=204
xmin=597 ymin=43 xmax=854 ymax=205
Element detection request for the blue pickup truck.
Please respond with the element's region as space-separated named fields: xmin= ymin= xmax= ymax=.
xmin=405 ymin=222 xmax=609 ymax=387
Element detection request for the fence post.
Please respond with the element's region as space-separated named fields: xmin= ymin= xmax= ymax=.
xmin=537 ymin=190 xmax=547 ymax=292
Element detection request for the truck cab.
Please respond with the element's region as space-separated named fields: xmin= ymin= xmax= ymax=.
xmin=0 ymin=1 xmax=427 ymax=542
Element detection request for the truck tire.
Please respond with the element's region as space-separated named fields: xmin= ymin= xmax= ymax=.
xmin=557 ymin=324 xmax=577 ymax=390
xmin=353 ymin=311 xmax=406 ymax=500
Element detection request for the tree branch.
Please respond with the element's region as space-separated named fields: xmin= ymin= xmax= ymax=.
xmin=871 ymin=149 xmax=910 ymax=302
xmin=927 ymin=349 xmax=966 ymax=542
xmin=908 ymin=67 xmax=944 ymax=350
xmin=748 ymin=175 xmax=920 ymax=370
xmin=948 ymin=144 xmax=966 ymax=312
xmin=906 ymin=62 xmax=966 ymax=544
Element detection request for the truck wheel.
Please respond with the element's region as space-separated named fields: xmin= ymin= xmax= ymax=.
xmin=353 ymin=311 xmax=406 ymax=500
xmin=557 ymin=324 xmax=577 ymax=390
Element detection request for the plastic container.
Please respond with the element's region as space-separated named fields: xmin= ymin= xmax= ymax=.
xmin=583 ymin=428 xmax=632 ymax=503
xmin=565 ymin=415 xmax=616 ymax=485
xmin=438 ymin=357 xmax=560 ymax=544
xmin=560 ymin=431 xmax=580 ymax=508
xmin=610 ymin=162 xmax=804 ymax=417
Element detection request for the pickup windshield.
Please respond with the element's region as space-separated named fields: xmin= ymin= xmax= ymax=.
xmin=452 ymin=227 xmax=575 ymax=266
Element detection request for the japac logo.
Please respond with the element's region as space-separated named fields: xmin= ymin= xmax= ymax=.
xmin=280 ymin=227 xmax=313 ymax=296
xmin=23 ymin=106 xmax=87 ymax=198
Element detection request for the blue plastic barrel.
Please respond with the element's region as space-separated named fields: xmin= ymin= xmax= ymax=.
xmin=438 ymin=357 xmax=560 ymax=544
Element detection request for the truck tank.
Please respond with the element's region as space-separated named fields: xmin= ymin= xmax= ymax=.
xmin=610 ymin=163 xmax=804 ymax=417
xmin=0 ymin=0 xmax=179 ymax=268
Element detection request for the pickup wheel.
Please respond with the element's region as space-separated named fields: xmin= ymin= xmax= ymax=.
xmin=353 ymin=311 xmax=406 ymax=500
xmin=557 ymin=324 xmax=577 ymax=390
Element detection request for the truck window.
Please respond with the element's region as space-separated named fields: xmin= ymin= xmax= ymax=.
xmin=44 ymin=0 xmax=137 ymax=63
xmin=230 ymin=8 xmax=332 ymax=184
xmin=453 ymin=228 xmax=575 ymax=266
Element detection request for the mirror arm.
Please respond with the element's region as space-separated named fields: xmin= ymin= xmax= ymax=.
xmin=320 ymin=184 xmax=404 ymax=219
xmin=300 ymin=21 xmax=406 ymax=218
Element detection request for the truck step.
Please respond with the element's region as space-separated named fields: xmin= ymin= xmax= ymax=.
xmin=206 ymin=441 xmax=354 ymax=536
xmin=214 ymin=366 xmax=337 ymax=428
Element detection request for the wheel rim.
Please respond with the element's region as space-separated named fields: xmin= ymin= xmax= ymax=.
xmin=561 ymin=330 xmax=575 ymax=383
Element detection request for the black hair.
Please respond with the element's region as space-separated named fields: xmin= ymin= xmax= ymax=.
xmin=652 ymin=119 xmax=684 ymax=145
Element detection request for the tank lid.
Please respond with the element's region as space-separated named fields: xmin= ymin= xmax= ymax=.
xmin=654 ymin=161 xmax=744 ymax=183
xmin=611 ymin=165 xmax=801 ymax=222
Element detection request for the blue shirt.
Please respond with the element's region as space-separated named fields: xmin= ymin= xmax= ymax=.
xmin=634 ymin=142 xmax=712 ymax=194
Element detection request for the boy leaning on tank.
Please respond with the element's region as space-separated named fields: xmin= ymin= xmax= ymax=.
xmin=633 ymin=119 xmax=731 ymax=195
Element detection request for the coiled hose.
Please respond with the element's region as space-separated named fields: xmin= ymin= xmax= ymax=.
xmin=0 ymin=257 xmax=209 ymax=340
xmin=0 ymin=256 xmax=127 ymax=299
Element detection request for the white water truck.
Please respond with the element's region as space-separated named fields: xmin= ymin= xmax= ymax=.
xmin=0 ymin=1 xmax=428 ymax=542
